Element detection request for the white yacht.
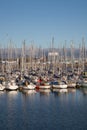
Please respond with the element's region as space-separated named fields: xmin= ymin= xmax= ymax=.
xmin=6 ymin=80 xmax=18 ymax=90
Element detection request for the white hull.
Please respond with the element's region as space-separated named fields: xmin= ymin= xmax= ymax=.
xmin=78 ymin=80 xmax=87 ymax=87
xmin=6 ymin=81 xmax=18 ymax=90
xmin=68 ymin=83 xmax=76 ymax=88
xmin=0 ymin=84 xmax=5 ymax=91
xmin=23 ymin=84 xmax=36 ymax=90
xmin=7 ymin=85 xmax=18 ymax=90
xmin=81 ymin=82 xmax=87 ymax=87
xmin=52 ymin=84 xmax=67 ymax=89
xmin=39 ymin=85 xmax=51 ymax=89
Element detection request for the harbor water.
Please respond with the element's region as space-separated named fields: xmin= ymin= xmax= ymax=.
xmin=0 ymin=88 xmax=87 ymax=130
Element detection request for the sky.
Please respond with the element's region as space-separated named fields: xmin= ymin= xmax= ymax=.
xmin=0 ymin=0 xmax=87 ymax=48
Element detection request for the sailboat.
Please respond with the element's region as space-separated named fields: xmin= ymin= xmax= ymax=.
xmin=0 ymin=76 xmax=6 ymax=91
xmin=36 ymin=76 xmax=51 ymax=89
xmin=23 ymin=80 xmax=36 ymax=90
xmin=51 ymin=80 xmax=68 ymax=89
xmin=0 ymin=82 xmax=6 ymax=91
xmin=6 ymin=80 xmax=18 ymax=90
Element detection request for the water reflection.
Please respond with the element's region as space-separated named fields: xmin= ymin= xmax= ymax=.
xmin=6 ymin=91 xmax=19 ymax=107
xmin=68 ymin=88 xmax=76 ymax=93
xmin=52 ymin=88 xmax=68 ymax=95
xmin=22 ymin=89 xmax=37 ymax=95
xmin=0 ymin=91 xmax=5 ymax=96
xmin=6 ymin=91 xmax=18 ymax=97
xmin=38 ymin=89 xmax=51 ymax=96
xmin=80 ymin=88 xmax=87 ymax=95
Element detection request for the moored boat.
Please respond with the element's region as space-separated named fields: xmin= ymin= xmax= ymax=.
xmin=67 ymin=80 xmax=76 ymax=88
xmin=0 ymin=83 xmax=5 ymax=91
xmin=36 ymin=82 xmax=51 ymax=89
xmin=51 ymin=81 xmax=68 ymax=89
xmin=6 ymin=80 xmax=18 ymax=90
xmin=23 ymin=81 xmax=36 ymax=90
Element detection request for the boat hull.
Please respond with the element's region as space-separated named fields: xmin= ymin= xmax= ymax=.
xmin=23 ymin=85 xmax=36 ymax=90
xmin=36 ymin=85 xmax=51 ymax=89
xmin=52 ymin=84 xmax=67 ymax=89
xmin=0 ymin=84 xmax=5 ymax=91
xmin=6 ymin=85 xmax=18 ymax=90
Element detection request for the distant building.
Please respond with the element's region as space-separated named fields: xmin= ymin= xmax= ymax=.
xmin=48 ymin=52 xmax=59 ymax=63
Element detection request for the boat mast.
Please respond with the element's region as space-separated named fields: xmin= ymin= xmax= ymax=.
xmin=52 ymin=37 xmax=55 ymax=75
xmin=81 ymin=37 xmax=85 ymax=71
xmin=70 ymin=40 xmax=74 ymax=73
xmin=21 ymin=40 xmax=26 ymax=72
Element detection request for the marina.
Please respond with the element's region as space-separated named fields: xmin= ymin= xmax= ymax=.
xmin=0 ymin=43 xmax=87 ymax=129
xmin=0 ymin=32 xmax=87 ymax=130
xmin=0 ymin=0 xmax=87 ymax=129
xmin=0 ymin=39 xmax=87 ymax=93
xmin=0 ymin=14 xmax=87 ymax=130
xmin=0 ymin=38 xmax=87 ymax=91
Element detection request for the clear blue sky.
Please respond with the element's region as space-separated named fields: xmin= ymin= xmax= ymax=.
xmin=0 ymin=0 xmax=87 ymax=48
